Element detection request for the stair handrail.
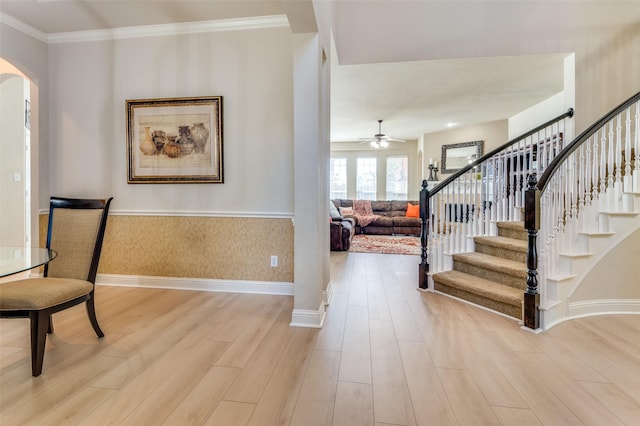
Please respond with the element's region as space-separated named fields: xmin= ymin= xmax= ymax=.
xmin=429 ymin=108 xmax=575 ymax=197
xmin=524 ymin=91 xmax=640 ymax=330
xmin=419 ymin=108 xmax=575 ymax=290
xmin=536 ymin=92 xmax=640 ymax=193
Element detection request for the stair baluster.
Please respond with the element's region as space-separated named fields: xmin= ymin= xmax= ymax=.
xmin=635 ymin=100 xmax=640 ymax=192
xmin=528 ymin=91 xmax=640 ymax=330
xmin=625 ymin=109 xmax=633 ymax=192
xmin=419 ymin=108 xmax=575 ymax=308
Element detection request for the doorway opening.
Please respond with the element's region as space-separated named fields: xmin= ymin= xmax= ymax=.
xmin=0 ymin=58 xmax=31 ymax=248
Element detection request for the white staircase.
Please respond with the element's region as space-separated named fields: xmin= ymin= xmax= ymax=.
xmin=540 ymin=178 xmax=640 ymax=329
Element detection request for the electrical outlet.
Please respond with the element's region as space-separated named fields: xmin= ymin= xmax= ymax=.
xmin=270 ymin=255 xmax=278 ymax=267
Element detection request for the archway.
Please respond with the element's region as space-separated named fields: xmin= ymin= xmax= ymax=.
xmin=0 ymin=58 xmax=31 ymax=247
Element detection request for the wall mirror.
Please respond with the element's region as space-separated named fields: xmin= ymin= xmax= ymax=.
xmin=441 ymin=140 xmax=484 ymax=174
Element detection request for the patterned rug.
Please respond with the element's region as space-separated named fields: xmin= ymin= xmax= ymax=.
xmin=349 ymin=234 xmax=421 ymax=255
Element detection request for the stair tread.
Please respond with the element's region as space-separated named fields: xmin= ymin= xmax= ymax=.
xmin=546 ymin=273 xmax=578 ymax=282
xmin=433 ymin=270 xmax=522 ymax=305
xmin=453 ymin=251 xmax=527 ymax=277
xmin=578 ymin=231 xmax=615 ymax=236
xmin=496 ymin=221 xmax=525 ymax=230
xmin=601 ymin=211 xmax=639 ymax=216
xmin=558 ymin=251 xmax=594 ymax=258
xmin=474 ymin=235 xmax=527 ymax=252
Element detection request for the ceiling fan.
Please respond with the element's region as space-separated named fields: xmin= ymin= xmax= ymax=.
xmin=359 ymin=119 xmax=406 ymax=149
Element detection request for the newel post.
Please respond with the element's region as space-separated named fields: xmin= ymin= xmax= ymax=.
xmin=419 ymin=179 xmax=430 ymax=289
xmin=524 ymin=174 xmax=540 ymax=329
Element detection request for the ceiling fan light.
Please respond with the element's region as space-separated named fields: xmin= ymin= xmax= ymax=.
xmin=380 ymin=140 xmax=389 ymax=148
xmin=370 ymin=141 xmax=380 ymax=149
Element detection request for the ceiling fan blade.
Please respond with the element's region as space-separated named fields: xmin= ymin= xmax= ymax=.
xmin=357 ymin=120 xmax=405 ymax=145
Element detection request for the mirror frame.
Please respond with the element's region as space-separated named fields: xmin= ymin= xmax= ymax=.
xmin=441 ymin=140 xmax=484 ymax=174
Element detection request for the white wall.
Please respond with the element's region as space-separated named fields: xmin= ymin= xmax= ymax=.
xmin=0 ymin=75 xmax=27 ymax=245
xmin=508 ymin=55 xmax=576 ymax=141
xmin=47 ymin=27 xmax=294 ymax=215
xmin=508 ymin=92 xmax=566 ymax=140
xmin=573 ymin=23 xmax=640 ymax=131
xmin=292 ymin=32 xmax=329 ymax=326
xmin=0 ymin=23 xmax=48 ymax=245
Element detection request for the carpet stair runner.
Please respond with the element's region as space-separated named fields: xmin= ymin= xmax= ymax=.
xmin=432 ymin=221 xmax=527 ymax=319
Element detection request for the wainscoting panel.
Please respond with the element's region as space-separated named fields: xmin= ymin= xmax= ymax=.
xmin=40 ymin=214 xmax=294 ymax=283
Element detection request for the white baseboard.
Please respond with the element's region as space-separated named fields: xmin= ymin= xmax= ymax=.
xmin=323 ymin=281 xmax=334 ymax=306
xmin=541 ymin=299 xmax=640 ymax=330
xmin=96 ymin=273 xmax=294 ymax=296
xmin=290 ymin=302 xmax=326 ymax=328
xmin=567 ymin=299 xmax=640 ymax=318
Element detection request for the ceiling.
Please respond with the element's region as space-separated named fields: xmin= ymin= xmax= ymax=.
xmin=330 ymin=53 xmax=565 ymax=142
xmin=1 ymin=0 xmax=638 ymax=142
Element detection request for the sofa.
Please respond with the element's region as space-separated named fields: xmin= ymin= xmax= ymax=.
xmin=330 ymin=217 xmax=356 ymax=251
xmin=329 ymin=201 xmax=356 ymax=251
xmin=331 ymin=199 xmax=421 ymax=236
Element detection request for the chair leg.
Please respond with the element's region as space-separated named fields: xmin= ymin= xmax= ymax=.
xmin=47 ymin=316 xmax=54 ymax=334
xmin=86 ymin=296 xmax=104 ymax=338
xmin=29 ymin=311 xmax=49 ymax=377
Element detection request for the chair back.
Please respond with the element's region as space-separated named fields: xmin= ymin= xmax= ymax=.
xmin=44 ymin=197 xmax=113 ymax=284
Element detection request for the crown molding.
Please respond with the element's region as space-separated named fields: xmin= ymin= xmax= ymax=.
xmin=0 ymin=12 xmax=48 ymax=42
xmin=0 ymin=13 xmax=289 ymax=44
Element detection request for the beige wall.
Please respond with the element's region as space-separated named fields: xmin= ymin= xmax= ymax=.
xmin=420 ymin=120 xmax=508 ymax=181
xmin=40 ymin=214 xmax=294 ymax=282
xmin=573 ymin=22 xmax=640 ymax=132
xmin=570 ymin=228 xmax=640 ymax=302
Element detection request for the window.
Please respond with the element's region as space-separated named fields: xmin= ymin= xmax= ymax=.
xmin=329 ymin=150 xmax=414 ymax=200
xmin=356 ymin=157 xmax=377 ymax=200
xmin=386 ymin=156 xmax=408 ymax=200
xmin=330 ymin=158 xmax=347 ymax=199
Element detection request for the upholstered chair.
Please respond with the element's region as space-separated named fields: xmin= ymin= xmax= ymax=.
xmin=0 ymin=197 xmax=113 ymax=376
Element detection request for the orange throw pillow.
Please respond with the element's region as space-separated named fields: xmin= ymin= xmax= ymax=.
xmin=406 ymin=202 xmax=420 ymax=218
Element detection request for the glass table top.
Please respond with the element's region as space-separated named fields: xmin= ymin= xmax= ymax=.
xmin=0 ymin=247 xmax=57 ymax=278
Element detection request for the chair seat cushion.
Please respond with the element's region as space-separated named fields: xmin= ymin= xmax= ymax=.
xmin=0 ymin=278 xmax=93 ymax=310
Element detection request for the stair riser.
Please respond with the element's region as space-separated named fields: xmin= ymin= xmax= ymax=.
xmin=498 ymin=226 xmax=527 ymax=241
xmin=453 ymin=261 xmax=526 ymax=290
xmin=474 ymin=243 xmax=526 ymax=263
xmin=497 ymin=227 xmax=527 ymax=241
xmin=605 ymin=214 xmax=640 ymax=233
xmin=434 ymin=281 xmax=522 ymax=319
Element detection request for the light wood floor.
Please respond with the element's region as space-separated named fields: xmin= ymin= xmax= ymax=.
xmin=1 ymin=252 xmax=640 ymax=425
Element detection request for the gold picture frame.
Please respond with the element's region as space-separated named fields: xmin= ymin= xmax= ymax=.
xmin=126 ymin=96 xmax=223 ymax=183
